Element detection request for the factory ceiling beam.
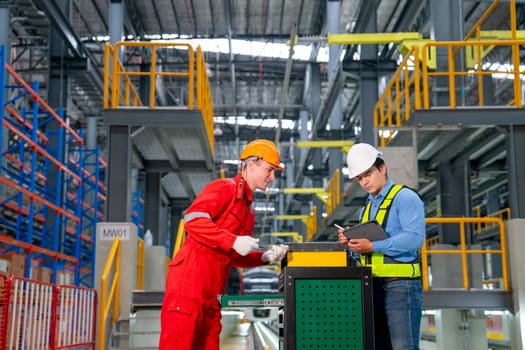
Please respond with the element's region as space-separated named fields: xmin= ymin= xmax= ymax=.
xmin=33 ymin=0 xmax=104 ymax=94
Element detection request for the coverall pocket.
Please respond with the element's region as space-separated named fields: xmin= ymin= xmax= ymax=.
xmin=169 ymin=249 xmax=187 ymax=267
xmin=168 ymin=301 xmax=195 ymax=316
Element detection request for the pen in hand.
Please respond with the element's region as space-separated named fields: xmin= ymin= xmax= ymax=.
xmin=334 ymin=224 xmax=344 ymax=230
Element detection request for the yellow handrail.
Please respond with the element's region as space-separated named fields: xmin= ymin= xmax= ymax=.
xmin=103 ymin=41 xmax=215 ymax=154
xmin=107 ymin=41 xmax=195 ymax=109
xmin=422 ymin=217 xmax=509 ymax=292
xmin=98 ymin=237 xmax=121 ymax=350
xmin=374 ymin=45 xmax=421 ymax=146
xmin=136 ymin=237 xmax=144 ymax=289
xmin=374 ymin=0 xmax=523 ymax=145
xmin=172 ymin=218 xmax=187 ymax=259
xmin=462 ymin=0 xmax=502 ymax=42
xmin=305 ymin=206 xmax=317 ymax=242
xmin=103 ymin=43 xmax=143 ymax=109
xmin=472 ymin=206 xmax=511 ymax=234
xmin=375 ymin=38 xmax=525 ymax=145
xmin=421 ymin=39 xmax=524 ymax=109
xmin=326 ymin=170 xmax=341 ymax=215
xmin=196 ymin=46 xmax=215 ymax=154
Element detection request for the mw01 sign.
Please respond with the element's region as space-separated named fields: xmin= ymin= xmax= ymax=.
xmin=99 ymin=223 xmax=131 ymax=241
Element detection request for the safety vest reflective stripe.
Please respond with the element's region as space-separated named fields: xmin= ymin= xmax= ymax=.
xmin=362 ymin=252 xmax=421 ymax=278
xmin=184 ymin=211 xmax=211 ymax=222
xmin=362 ymin=184 xmax=403 ymax=225
xmin=360 ymin=184 xmax=421 ymax=278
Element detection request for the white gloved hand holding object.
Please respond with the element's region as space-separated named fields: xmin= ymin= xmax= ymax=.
xmin=261 ymin=244 xmax=289 ymax=263
xmin=232 ymin=236 xmax=260 ymax=256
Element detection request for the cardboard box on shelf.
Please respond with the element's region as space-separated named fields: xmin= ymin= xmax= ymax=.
xmin=0 ymin=258 xmax=10 ymax=274
xmin=29 ymin=259 xmax=40 ymax=280
xmin=0 ymin=253 xmax=25 ymax=277
xmin=57 ymin=269 xmax=74 ymax=285
xmin=37 ymin=267 xmax=53 ymax=283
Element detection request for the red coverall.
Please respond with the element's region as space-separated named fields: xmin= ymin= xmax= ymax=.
xmin=159 ymin=173 xmax=265 ymax=350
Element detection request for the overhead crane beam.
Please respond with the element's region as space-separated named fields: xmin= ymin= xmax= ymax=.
xmin=296 ymin=140 xmax=354 ymax=155
xmin=283 ymin=188 xmax=325 ymax=194
xmin=290 ymin=32 xmax=422 ymax=46
xmin=296 ymin=140 xmax=354 ymax=149
xmin=283 ymin=188 xmax=328 ymax=204
xmin=327 ymin=32 xmax=422 ymax=45
xmin=276 ymin=214 xmax=310 ymax=221
xmin=260 ymin=232 xmax=303 ymax=243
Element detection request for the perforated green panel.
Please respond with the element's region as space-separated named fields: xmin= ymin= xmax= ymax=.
xmin=294 ymin=279 xmax=364 ymax=349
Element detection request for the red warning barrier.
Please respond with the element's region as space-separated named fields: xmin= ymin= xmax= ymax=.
xmin=0 ymin=276 xmax=96 ymax=349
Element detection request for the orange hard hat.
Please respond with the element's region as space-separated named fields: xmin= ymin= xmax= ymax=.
xmin=239 ymin=139 xmax=283 ymax=171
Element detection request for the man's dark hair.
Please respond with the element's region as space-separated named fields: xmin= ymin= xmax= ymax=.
xmin=373 ymin=157 xmax=385 ymax=168
xmin=373 ymin=157 xmax=387 ymax=178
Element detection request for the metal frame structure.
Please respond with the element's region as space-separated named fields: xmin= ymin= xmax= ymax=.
xmin=0 ymin=45 xmax=105 ymax=288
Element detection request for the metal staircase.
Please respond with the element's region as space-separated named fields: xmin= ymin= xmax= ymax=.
xmin=108 ymin=291 xmax=164 ymax=349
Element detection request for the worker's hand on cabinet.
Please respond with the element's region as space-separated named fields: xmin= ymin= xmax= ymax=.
xmin=232 ymin=236 xmax=260 ymax=256
xmin=261 ymin=244 xmax=289 ymax=263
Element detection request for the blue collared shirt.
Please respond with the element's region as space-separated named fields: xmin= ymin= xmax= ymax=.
xmin=360 ymin=180 xmax=425 ymax=262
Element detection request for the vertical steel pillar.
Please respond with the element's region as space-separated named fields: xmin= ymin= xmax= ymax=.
xmin=430 ymin=0 xmax=470 ymax=237
xmin=46 ymin=0 xmax=70 ymax=249
xmin=106 ymin=125 xmax=132 ymax=222
xmin=309 ymin=64 xmax=324 ymax=220
xmin=359 ymin=0 xmax=378 ymax=145
xmin=0 ymin=2 xmax=9 ymax=63
xmin=508 ymin=125 xmax=525 ymax=218
xmin=109 ymin=0 xmax=124 ymax=45
xmin=145 ymin=172 xmax=161 ymax=245
xmin=327 ymin=0 xmax=344 ymax=187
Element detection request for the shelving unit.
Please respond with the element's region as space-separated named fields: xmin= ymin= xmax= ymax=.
xmin=0 ymin=45 xmax=106 ymax=287
xmin=131 ymin=190 xmax=144 ymax=239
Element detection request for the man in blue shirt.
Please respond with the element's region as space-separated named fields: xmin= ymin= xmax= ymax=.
xmin=338 ymin=143 xmax=425 ymax=350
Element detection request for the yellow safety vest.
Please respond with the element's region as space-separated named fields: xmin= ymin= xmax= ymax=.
xmin=359 ymin=184 xmax=421 ymax=278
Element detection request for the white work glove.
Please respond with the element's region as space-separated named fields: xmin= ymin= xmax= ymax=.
xmin=232 ymin=236 xmax=260 ymax=256
xmin=261 ymin=244 xmax=289 ymax=263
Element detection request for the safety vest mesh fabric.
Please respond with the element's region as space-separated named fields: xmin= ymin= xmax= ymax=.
xmin=359 ymin=184 xmax=421 ymax=278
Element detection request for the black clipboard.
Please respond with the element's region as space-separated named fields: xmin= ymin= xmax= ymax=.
xmin=343 ymin=220 xmax=388 ymax=241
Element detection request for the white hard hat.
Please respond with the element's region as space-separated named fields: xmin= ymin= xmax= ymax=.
xmin=346 ymin=143 xmax=382 ymax=178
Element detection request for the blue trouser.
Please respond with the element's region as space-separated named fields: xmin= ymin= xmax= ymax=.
xmin=373 ymin=278 xmax=423 ymax=350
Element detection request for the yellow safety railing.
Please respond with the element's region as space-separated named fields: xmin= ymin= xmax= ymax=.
xmin=421 ymin=217 xmax=509 ymax=292
xmin=472 ymin=206 xmax=511 ymax=234
xmin=374 ymin=0 xmax=523 ymax=146
xmin=326 ymin=169 xmax=341 ymax=215
xmin=425 ymin=235 xmax=439 ymax=249
xmin=103 ymin=41 xmax=215 ymax=153
xmin=103 ymin=43 xmax=143 ymax=108
xmin=306 ymin=206 xmax=317 ymax=242
xmin=136 ymin=237 xmax=144 ymax=289
xmin=269 ymin=232 xmax=304 ymax=243
xmin=374 ymin=45 xmax=421 ymax=146
xmin=196 ymin=46 xmax=215 ymax=153
xmin=172 ymin=218 xmax=187 ymax=259
xmin=421 ymin=39 xmax=524 ymax=109
xmin=98 ymin=237 xmax=121 ymax=350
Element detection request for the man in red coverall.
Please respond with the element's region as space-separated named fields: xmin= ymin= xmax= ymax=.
xmin=159 ymin=139 xmax=289 ymax=350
